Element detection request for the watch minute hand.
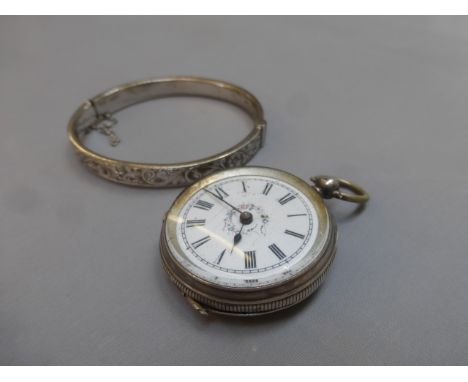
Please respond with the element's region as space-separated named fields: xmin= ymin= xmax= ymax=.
xmin=204 ymin=189 xmax=242 ymax=214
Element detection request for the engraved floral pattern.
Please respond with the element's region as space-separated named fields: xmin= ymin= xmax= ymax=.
xmin=76 ymin=136 xmax=262 ymax=188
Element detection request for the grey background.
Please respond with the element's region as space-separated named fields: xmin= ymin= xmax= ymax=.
xmin=1 ymin=16 xmax=467 ymax=365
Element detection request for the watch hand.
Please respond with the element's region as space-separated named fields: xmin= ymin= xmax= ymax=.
xmin=231 ymin=224 xmax=244 ymax=253
xmin=204 ymin=189 xmax=243 ymax=214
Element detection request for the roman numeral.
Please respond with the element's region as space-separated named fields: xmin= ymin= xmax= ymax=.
xmin=242 ymin=181 xmax=247 ymax=192
xmin=262 ymin=183 xmax=273 ymax=195
xmin=191 ymin=236 xmax=211 ymax=249
xmin=186 ymin=219 xmax=206 ymax=228
xmin=244 ymin=251 xmax=257 ymax=269
xmin=194 ymin=200 xmax=214 ymax=211
xmin=268 ymin=243 xmax=286 ymax=260
xmin=284 ymin=230 xmax=305 ymax=239
xmin=216 ymin=249 xmax=226 ymax=264
xmin=214 ymin=186 xmax=229 ymax=199
xmin=287 ymin=213 xmax=307 ymax=217
xmin=278 ymin=193 xmax=296 ymax=205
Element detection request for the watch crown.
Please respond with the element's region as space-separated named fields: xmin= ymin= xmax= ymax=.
xmin=310 ymin=175 xmax=369 ymax=204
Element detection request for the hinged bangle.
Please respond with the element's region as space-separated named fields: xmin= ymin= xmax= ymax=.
xmin=67 ymin=77 xmax=266 ymax=188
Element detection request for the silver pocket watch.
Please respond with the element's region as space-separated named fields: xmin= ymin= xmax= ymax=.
xmin=160 ymin=166 xmax=368 ymax=316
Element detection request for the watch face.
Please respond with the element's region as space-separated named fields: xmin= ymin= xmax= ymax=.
xmin=165 ymin=167 xmax=330 ymax=289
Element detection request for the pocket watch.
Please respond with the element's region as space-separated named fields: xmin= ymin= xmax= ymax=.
xmin=68 ymin=77 xmax=369 ymax=317
xmin=160 ymin=166 xmax=368 ymax=316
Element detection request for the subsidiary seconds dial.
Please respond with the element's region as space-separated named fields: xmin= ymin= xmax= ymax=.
xmin=174 ymin=174 xmax=320 ymax=287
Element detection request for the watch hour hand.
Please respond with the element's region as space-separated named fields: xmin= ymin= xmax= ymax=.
xmin=231 ymin=225 xmax=244 ymax=253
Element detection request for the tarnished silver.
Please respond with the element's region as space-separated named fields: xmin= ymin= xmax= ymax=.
xmin=160 ymin=167 xmax=338 ymax=316
xmin=67 ymin=77 xmax=369 ymax=318
xmin=68 ymin=77 xmax=266 ymax=188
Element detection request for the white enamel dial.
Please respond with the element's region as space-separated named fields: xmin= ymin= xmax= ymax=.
xmin=169 ymin=174 xmax=323 ymax=288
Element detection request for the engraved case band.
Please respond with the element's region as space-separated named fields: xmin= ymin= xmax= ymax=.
xmin=68 ymin=77 xmax=266 ymax=188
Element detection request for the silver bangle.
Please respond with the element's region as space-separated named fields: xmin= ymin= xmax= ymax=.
xmin=68 ymin=77 xmax=266 ymax=188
